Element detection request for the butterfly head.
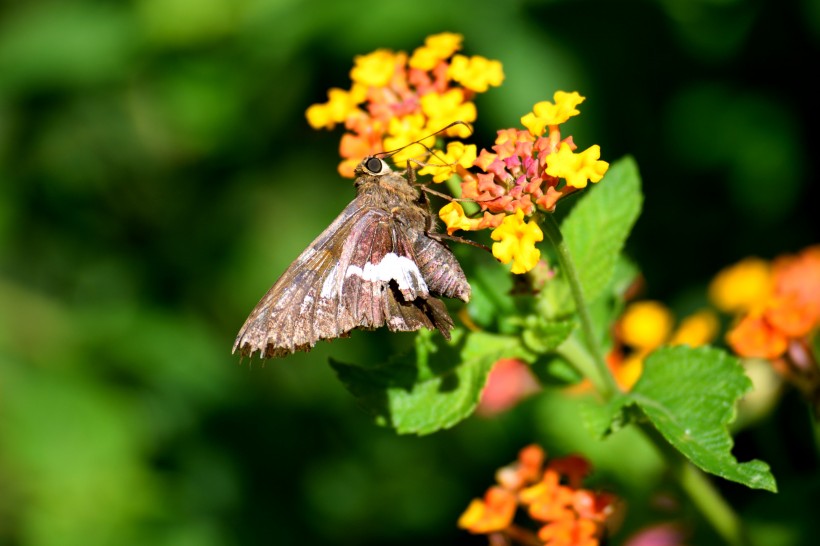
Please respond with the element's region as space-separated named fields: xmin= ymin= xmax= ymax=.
xmin=355 ymin=156 xmax=393 ymax=177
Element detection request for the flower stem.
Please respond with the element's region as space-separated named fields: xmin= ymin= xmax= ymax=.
xmin=678 ymin=462 xmax=752 ymax=546
xmin=542 ymin=213 xmax=620 ymax=400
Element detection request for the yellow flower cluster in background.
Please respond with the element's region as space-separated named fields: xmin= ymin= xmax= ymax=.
xmin=305 ymin=32 xmax=502 ymax=177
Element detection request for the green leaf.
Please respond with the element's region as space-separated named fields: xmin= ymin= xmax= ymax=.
xmin=560 ymin=156 xmax=643 ymax=304
xmin=626 ymin=345 xmax=777 ymax=491
xmin=331 ymin=330 xmax=530 ymax=435
xmin=521 ymin=315 xmax=575 ymax=354
xmin=465 ymin=259 xmax=516 ymax=330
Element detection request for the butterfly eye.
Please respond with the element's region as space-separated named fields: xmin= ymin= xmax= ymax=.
xmin=363 ymin=157 xmax=384 ymax=174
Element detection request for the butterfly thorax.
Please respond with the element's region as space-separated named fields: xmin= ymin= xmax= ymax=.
xmin=354 ymin=170 xmax=428 ymax=231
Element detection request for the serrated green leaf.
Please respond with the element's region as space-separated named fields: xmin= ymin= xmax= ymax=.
xmin=560 ymin=156 xmax=643 ymax=303
xmin=627 ymin=345 xmax=777 ymax=492
xmin=331 ymin=330 xmax=530 ymax=435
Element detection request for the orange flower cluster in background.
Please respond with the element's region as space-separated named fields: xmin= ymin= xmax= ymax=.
xmin=607 ymin=301 xmax=718 ymax=390
xmin=709 ymin=246 xmax=820 ymax=413
xmin=459 ymin=445 xmax=617 ymax=546
xmin=710 ymin=246 xmax=820 ymax=360
xmin=305 ymin=32 xmax=502 ymax=176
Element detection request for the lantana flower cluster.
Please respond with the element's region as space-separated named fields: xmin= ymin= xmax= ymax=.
xmin=306 ymin=33 xmax=611 ymax=276
xmin=439 ymin=91 xmax=610 ymax=274
xmin=709 ymin=246 xmax=820 ymax=409
xmin=305 ymin=32 xmax=503 ymax=177
xmin=458 ymin=444 xmax=617 ymax=546
xmin=709 ymin=246 xmax=820 ymax=359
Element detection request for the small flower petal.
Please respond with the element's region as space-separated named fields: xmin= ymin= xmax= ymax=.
xmin=727 ymin=314 xmax=789 ymax=359
xmin=419 ymin=141 xmax=477 ymax=182
xmin=448 ymin=54 xmax=504 ymax=92
xmin=350 ymin=49 xmax=399 ymax=87
xmin=619 ymin=301 xmax=674 ymax=351
xmin=709 ymin=257 xmax=773 ymax=314
xmin=521 ymin=91 xmax=585 ymax=136
xmin=490 ymin=209 xmax=544 ymax=274
xmin=669 ymin=310 xmax=719 ymax=347
xmin=457 ymin=486 xmax=517 ymax=534
xmin=545 ymin=143 xmax=609 ymax=189
xmin=439 ymin=201 xmax=476 ymax=234
xmin=409 ymin=32 xmax=462 ymax=70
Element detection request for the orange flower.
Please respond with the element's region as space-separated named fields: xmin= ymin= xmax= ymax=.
xmin=496 ymin=444 xmax=546 ymax=491
xmin=722 ymin=245 xmax=820 ymax=359
xmin=727 ymin=314 xmax=789 ymax=359
xmin=458 ymin=486 xmax=517 ymax=533
xmin=459 ymin=446 xmax=616 ymax=545
xmin=521 ymin=469 xmax=575 ymax=522
xmin=537 ymin=514 xmax=600 ymax=546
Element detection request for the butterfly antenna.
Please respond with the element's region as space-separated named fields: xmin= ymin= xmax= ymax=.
xmin=376 ymin=121 xmax=473 ymax=166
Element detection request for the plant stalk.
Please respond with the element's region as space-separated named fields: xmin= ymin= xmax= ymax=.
xmin=542 ymin=213 xmax=620 ymax=400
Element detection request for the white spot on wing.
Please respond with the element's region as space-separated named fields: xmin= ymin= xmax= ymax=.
xmin=345 ymin=252 xmax=428 ymax=293
xmin=320 ymin=264 xmax=339 ymax=298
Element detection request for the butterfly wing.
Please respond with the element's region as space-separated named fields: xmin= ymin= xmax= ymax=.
xmin=233 ymin=200 xmax=468 ymax=359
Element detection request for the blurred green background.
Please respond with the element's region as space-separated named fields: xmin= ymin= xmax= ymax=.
xmin=1 ymin=0 xmax=818 ymax=545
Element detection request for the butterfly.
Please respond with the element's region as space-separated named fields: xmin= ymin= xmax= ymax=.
xmin=233 ymin=155 xmax=471 ymax=359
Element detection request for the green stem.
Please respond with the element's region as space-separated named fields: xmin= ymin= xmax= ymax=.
xmin=678 ymin=463 xmax=751 ymax=546
xmin=542 ymin=214 xmax=619 ymax=400
xmin=557 ymin=335 xmax=610 ymax=396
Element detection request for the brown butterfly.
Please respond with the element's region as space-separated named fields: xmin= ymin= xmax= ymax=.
xmin=233 ymin=155 xmax=471 ymax=359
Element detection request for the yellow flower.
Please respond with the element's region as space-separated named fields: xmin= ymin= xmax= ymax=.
xmin=305 ymin=85 xmax=366 ymax=130
xmin=545 ymin=143 xmax=609 ymax=189
xmin=350 ymin=49 xmax=400 ymax=87
xmin=439 ymin=201 xmax=475 ymax=234
xmin=448 ymin=54 xmax=504 ymax=93
xmin=619 ymin=301 xmax=673 ymax=351
xmin=420 ymin=90 xmax=476 ymax=138
xmin=520 ymin=91 xmax=585 ymax=136
xmin=490 ymin=210 xmax=543 ymax=274
xmin=616 ymin=354 xmax=645 ymax=391
xmin=669 ymin=310 xmax=719 ymax=347
xmin=383 ymin=113 xmax=433 ymax=164
xmin=709 ymin=257 xmax=773 ymax=314
xmin=409 ymin=32 xmax=463 ymax=70
xmin=419 ymin=141 xmax=477 ymax=183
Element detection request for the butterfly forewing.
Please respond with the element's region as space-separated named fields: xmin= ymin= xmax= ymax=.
xmin=233 ymin=157 xmax=471 ymax=359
